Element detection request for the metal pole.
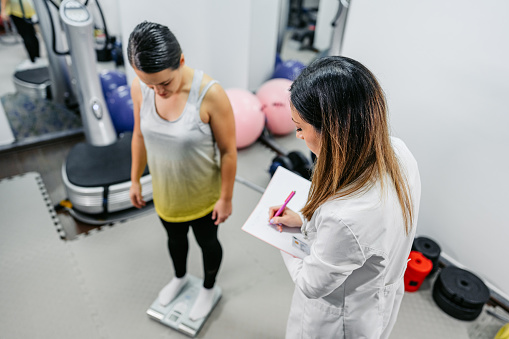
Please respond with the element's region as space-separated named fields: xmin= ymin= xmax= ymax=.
xmin=32 ymin=0 xmax=76 ymax=106
xmin=59 ymin=0 xmax=116 ymax=146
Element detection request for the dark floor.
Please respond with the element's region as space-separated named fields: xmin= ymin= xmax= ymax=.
xmin=0 ymin=134 xmax=100 ymax=239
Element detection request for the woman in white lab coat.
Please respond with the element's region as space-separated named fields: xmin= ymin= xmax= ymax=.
xmin=269 ymin=56 xmax=421 ymax=339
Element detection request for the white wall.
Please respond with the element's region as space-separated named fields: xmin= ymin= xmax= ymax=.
xmin=93 ymin=0 xmax=122 ymax=38
xmin=342 ymin=0 xmax=509 ymax=298
xmin=248 ymin=0 xmax=280 ymax=90
xmin=117 ymin=0 xmax=279 ymax=91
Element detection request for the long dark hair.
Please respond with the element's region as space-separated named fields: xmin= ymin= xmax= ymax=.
xmin=290 ymin=56 xmax=414 ymax=234
xmin=127 ymin=21 xmax=182 ymax=73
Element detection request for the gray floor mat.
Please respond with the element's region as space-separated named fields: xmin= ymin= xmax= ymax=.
xmin=1 ymin=139 xmax=506 ymax=338
xmin=65 ymin=181 xmax=292 ymax=338
xmin=0 ymin=173 xmax=104 ymax=339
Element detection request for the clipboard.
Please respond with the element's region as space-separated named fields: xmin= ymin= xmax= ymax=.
xmin=241 ymin=167 xmax=311 ymax=259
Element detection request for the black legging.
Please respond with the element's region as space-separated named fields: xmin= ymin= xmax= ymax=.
xmin=160 ymin=212 xmax=222 ymax=289
xmin=10 ymin=15 xmax=40 ymax=62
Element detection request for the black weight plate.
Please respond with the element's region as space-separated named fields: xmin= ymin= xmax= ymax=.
xmin=434 ymin=267 xmax=490 ymax=309
xmin=432 ymin=281 xmax=483 ymax=321
xmin=412 ymin=237 xmax=441 ymax=273
xmin=412 ymin=237 xmax=441 ymax=259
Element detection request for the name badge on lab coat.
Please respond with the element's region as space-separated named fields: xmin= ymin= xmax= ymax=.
xmin=292 ymin=236 xmax=310 ymax=255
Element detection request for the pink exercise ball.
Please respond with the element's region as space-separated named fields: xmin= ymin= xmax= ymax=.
xmin=256 ymin=78 xmax=294 ymax=135
xmin=225 ymin=88 xmax=265 ymax=149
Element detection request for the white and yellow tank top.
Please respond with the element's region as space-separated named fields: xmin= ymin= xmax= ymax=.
xmin=5 ymin=0 xmax=36 ymax=19
xmin=139 ymin=69 xmax=221 ymax=222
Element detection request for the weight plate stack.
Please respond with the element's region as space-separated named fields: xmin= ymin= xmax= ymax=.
xmin=432 ymin=266 xmax=490 ymax=321
xmin=412 ymin=237 xmax=441 ymax=274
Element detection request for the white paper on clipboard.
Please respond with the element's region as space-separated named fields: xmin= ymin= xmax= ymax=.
xmin=241 ymin=166 xmax=311 ymax=259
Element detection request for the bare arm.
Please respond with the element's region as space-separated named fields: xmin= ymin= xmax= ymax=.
xmin=129 ymin=77 xmax=148 ymax=208
xmin=205 ymin=83 xmax=237 ymax=225
xmin=1 ymin=0 xmax=9 ymax=21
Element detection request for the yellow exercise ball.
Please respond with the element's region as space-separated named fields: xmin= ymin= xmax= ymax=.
xmin=495 ymin=323 xmax=509 ymax=339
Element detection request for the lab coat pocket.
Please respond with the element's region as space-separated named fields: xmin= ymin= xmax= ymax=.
xmin=302 ymin=298 xmax=344 ymax=339
xmin=378 ymin=277 xmax=404 ymax=330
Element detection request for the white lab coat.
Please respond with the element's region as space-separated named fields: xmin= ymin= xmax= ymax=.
xmin=282 ymin=137 xmax=421 ymax=339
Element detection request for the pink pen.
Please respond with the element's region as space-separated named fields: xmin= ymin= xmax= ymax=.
xmin=273 ymin=191 xmax=296 ymax=232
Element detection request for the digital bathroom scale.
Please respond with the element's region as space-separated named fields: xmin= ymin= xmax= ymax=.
xmin=146 ymin=274 xmax=222 ymax=337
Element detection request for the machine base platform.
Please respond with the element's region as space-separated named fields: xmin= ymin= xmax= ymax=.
xmin=67 ymin=201 xmax=154 ymax=225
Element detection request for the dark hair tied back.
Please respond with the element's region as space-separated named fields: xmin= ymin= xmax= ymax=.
xmin=127 ymin=21 xmax=182 ymax=73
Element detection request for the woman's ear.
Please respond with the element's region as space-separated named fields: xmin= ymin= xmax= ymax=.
xmin=180 ymin=53 xmax=185 ymax=67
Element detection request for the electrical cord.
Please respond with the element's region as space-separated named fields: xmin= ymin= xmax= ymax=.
xmin=42 ymin=0 xmax=69 ymax=55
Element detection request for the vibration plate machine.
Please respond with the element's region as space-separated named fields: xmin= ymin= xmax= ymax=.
xmin=147 ymin=275 xmax=222 ymax=337
xmin=58 ymin=0 xmax=152 ymax=223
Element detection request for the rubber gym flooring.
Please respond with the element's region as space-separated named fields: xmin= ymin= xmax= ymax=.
xmin=1 ymin=137 xmax=507 ymax=338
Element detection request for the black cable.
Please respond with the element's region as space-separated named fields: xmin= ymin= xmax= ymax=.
xmin=46 ymin=0 xmax=60 ymax=10
xmin=94 ymin=0 xmax=110 ymax=52
xmin=42 ymin=0 xmax=69 ymax=55
xmin=18 ymin=0 xmax=26 ymax=19
xmin=331 ymin=0 xmax=343 ymax=28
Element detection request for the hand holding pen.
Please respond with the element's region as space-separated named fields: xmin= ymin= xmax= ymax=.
xmin=268 ymin=191 xmax=303 ymax=232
